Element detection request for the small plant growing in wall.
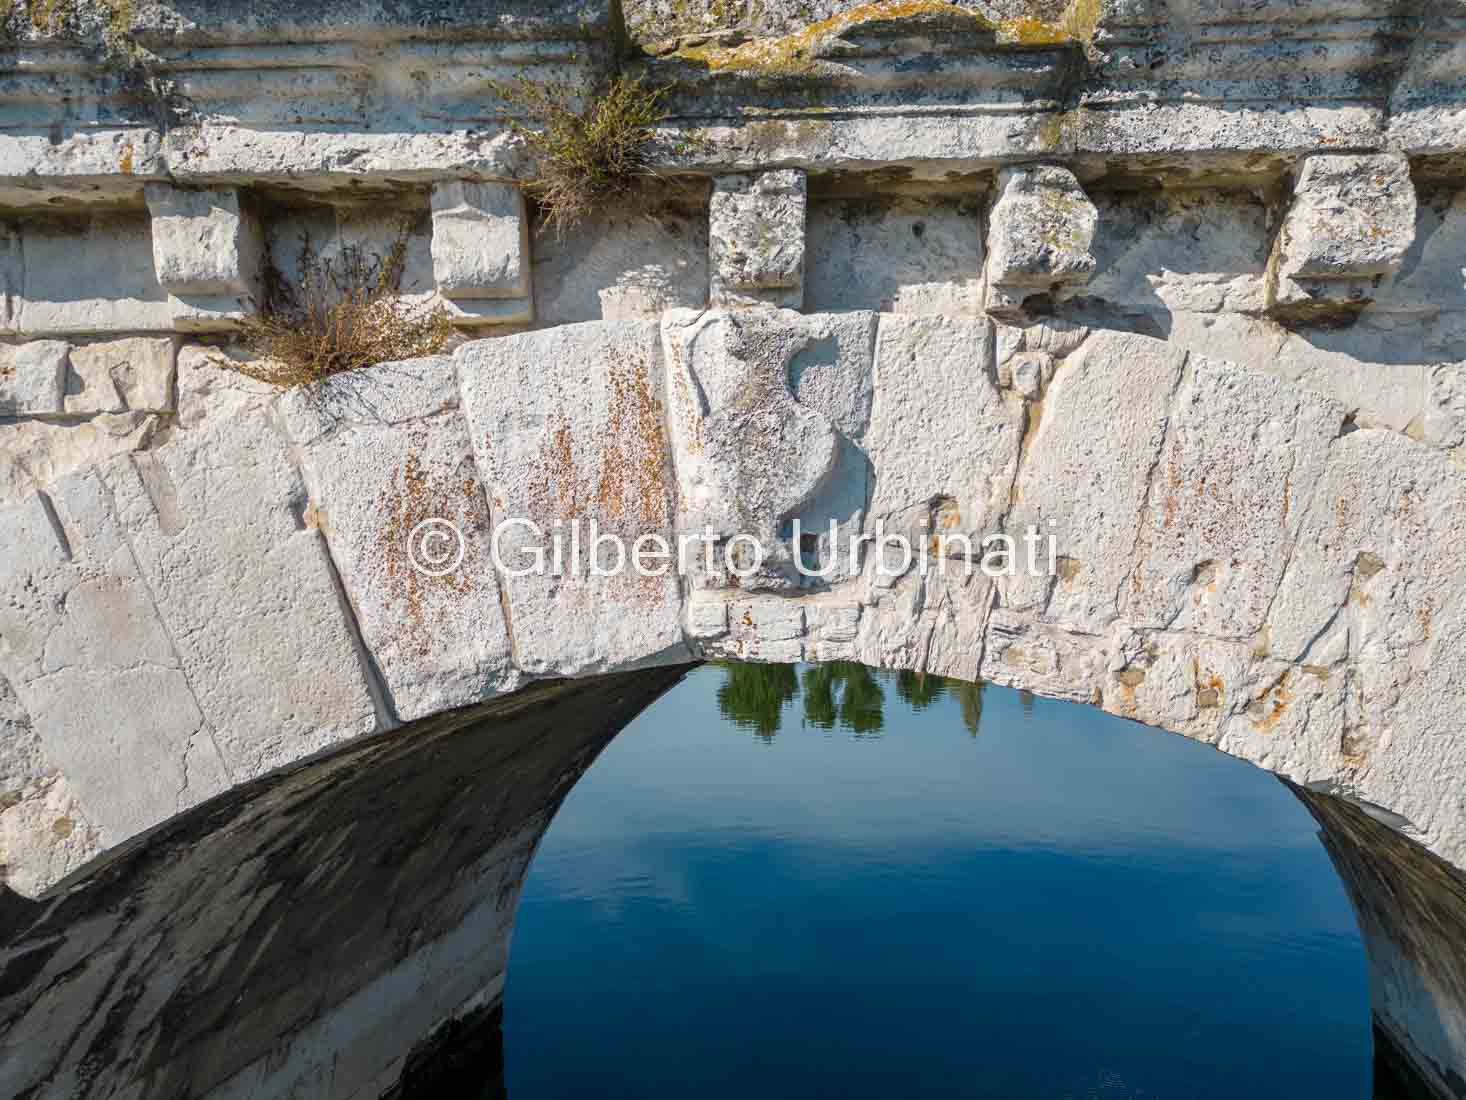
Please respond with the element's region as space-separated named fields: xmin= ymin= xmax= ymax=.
xmin=236 ymin=233 xmax=452 ymax=387
xmin=490 ymin=75 xmax=671 ymax=236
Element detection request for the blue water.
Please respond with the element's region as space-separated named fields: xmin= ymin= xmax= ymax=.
xmin=505 ymin=664 xmax=1373 ymax=1099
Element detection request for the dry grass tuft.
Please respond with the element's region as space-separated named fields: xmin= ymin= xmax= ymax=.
xmin=491 ymin=75 xmax=670 ymax=237
xmin=235 ymin=233 xmax=452 ymax=388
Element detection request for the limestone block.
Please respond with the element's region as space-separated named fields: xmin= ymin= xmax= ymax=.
xmin=98 ymin=408 xmax=382 ymax=779
xmin=0 ymin=478 xmax=224 ymax=840
xmin=1124 ymin=354 xmax=1344 ymax=641
xmin=1261 ymin=430 xmax=1466 ymax=862
xmin=175 ymin=343 xmax=281 ymax=427
xmin=866 ymin=314 xmax=1021 ymax=548
xmin=1002 ymin=330 xmax=1185 ymax=632
xmin=18 ymin=213 xmax=173 ymax=336
xmin=983 ymin=165 xmax=1098 ymax=320
xmin=1269 ymin=154 xmax=1417 ymax=316
xmin=703 ymin=596 xmax=806 ymax=663
xmin=687 ymin=597 xmax=730 ymax=639
xmin=661 ymin=308 xmax=842 ymax=591
xmin=65 ymin=337 xmax=176 ymax=414
xmin=145 ymin=185 xmax=265 ymax=297
xmin=1100 ymin=628 xmax=1254 ymax=747
xmin=457 ymin=321 xmax=688 ymax=676
xmin=805 ymin=194 xmax=984 ymax=314
xmin=1424 ymin=362 xmax=1465 ymax=449
xmin=429 ymin=181 xmax=530 ymax=299
xmin=0 ymin=340 xmax=68 ymax=417
xmin=709 ymin=170 xmax=807 ymax=309
xmin=277 ymin=357 xmax=517 ymax=722
xmin=533 ymin=200 xmax=709 ymax=324
xmin=0 ymin=412 xmax=159 ymax=507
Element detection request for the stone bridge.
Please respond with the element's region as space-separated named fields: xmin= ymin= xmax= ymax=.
xmin=2 ymin=0 xmax=1466 ymax=1096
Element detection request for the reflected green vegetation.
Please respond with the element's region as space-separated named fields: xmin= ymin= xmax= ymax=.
xmin=714 ymin=661 xmax=985 ymax=739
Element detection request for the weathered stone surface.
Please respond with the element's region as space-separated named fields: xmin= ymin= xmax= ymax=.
xmin=65 ymin=337 xmax=175 ymax=414
xmin=0 ymin=340 xmax=68 ymax=417
xmin=278 ymin=358 xmax=518 ymax=722
xmin=145 ymin=185 xmax=264 ymax=297
xmin=1262 ymin=430 xmax=1466 ymax=867
xmin=0 ymin=671 xmax=106 ymax=897
xmin=0 ymin=478 xmax=223 ymax=841
xmin=1424 ymin=363 xmax=1466 ymax=449
xmin=429 ymin=180 xmax=530 ymax=299
xmin=709 ymin=170 xmax=807 ymax=309
xmin=532 ymin=199 xmax=709 ymax=324
xmin=0 ymin=412 xmax=159 ymax=507
xmin=805 ymin=194 xmax=984 ymax=314
xmin=866 ymin=314 xmax=1019 ymax=546
xmin=1270 ymin=154 xmax=1418 ymax=316
xmin=979 ymin=610 xmax=1107 ymax=704
xmin=99 ymin=395 xmax=382 ymax=778
xmin=984 ymin=165 xmax=1098 ymax=320
xmin=458 ymin=321 xmax=687 ymax=675
xmin=17 ymin=213 xmax=173 ymax=336
xmin=662 ymin=307 xmax=842 ymax=591
xmin=1124 ymin=354 xmax=1344 ymax=641
xmin=1002 ymin=330 xmax=1185 ymax=632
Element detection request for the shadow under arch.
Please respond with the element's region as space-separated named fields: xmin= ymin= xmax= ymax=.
xmin=0 ymin=662 xmax=1460 ymax=1099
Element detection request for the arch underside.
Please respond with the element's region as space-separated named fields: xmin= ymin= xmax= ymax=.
xmin=0 ymin=667 xmax=1461 ymax=1100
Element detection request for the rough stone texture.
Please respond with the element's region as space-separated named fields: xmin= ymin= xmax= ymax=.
xmin=98 ymin=374 xmax=382 ymax=779
xmin=278 ymin=358 xmax=518 ymax=722
xmin=458 ymin=320 xmax=687 ymax=675
xmin=984 ymin=166 xmax=1098 ymax=320
xmin=1270 ymin=154 xmax=1419 ymax=317
xmin=709 ymin=170 xmax=807 ymax=309
xmin=0 ymin=412 xmax=159 ymax=508
xmin=805 ymin=194 xmax=985 ymax=314
xmin=1123 ymin=353 xmax=1344 ymax=641
xmin=0 ymin=341 xmax=68 ymax=417
xmin=531 ymin=198 xmax=709 ymax=325
xmin=429 ymin=180 xmax=530 ymax=299
xmin=17 ymin=213 xmax=173 ymax=336
xmin=145 ymin=185 xmax=264 ymax=297
xmin=0 ymin=478 xmax=221 ymax=843
xmin=64 ymin=337 xmax=176 ymax=415
xmin=662 ymin=307 xmax=856 ymax=591
xmin=1001 ymin=330 xmax=1185 ymax=632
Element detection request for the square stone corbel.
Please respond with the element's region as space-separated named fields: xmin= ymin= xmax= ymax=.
xmin=709 ymin=170 xmax=807 ymax=310
xmin=145 ymin=184 xmax=265 ymax=332
xmin=983 ymin=165 xmax=1098 ymax=322
xmin=429 ymin=180 xmax=534 ymax=328
xmin=1266 ymin=153 xmax=1417 ymax=321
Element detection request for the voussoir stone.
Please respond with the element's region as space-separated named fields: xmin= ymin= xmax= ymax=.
xmin=98 ymin=390 xmax=382 ymax=779
xmin=278 ymin=357 xmax=518 ymax=722
xmin=457 ymin=320 xmax=688 ymax=676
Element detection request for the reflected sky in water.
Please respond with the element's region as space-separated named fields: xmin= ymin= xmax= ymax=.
xmin=506 ymin=664 xmax=1372 ymax=1099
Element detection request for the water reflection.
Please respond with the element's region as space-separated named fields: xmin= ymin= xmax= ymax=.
xmin=714 ymin=661 xmax=985 ymax=739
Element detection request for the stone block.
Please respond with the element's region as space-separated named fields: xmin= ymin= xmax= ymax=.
xmin=457 ymin=320 xmax=688 ymax=676
xmin=0 ymin=340 xmax=69 ymax=417
xmin=1001 ymin=330 xmax=1185 ymax=631
xmin=1269 ymin=154 xmax=1417 ymax=317
xmin=0 ymin=478 xmax=222 ymax=840
xmin=98 ymin=407 xmax=382 ymax=780
xmin=661 ymin=308 xmax=842 ymax=591
xmin=66 ymin=337 xmax=176 ymax=414
xmin=145 ymin=184 xmax=265 ymax=297
xmin=1424 ymin=362 xmax=1466 ymax=449
xmin=429 ymin=180 xmax=530 ymax=299
xmin=0 ymin=412 xmax=159 ymax=508
xmin=984 ymin=165 xmax=1098 ymax=320
xmin=1124 ymin=354 xmax=1344 ymax=641
xmin=277 ymin=357 xmax=518 ymax=722
xmin=17 ymin=213 xmax=173 ymax=336
xmin=709 ymin=170 xmax=807 ymax=309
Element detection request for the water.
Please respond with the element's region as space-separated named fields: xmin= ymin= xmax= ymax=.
xmin=504 ymin=663 xmax=1373 ymax=1099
